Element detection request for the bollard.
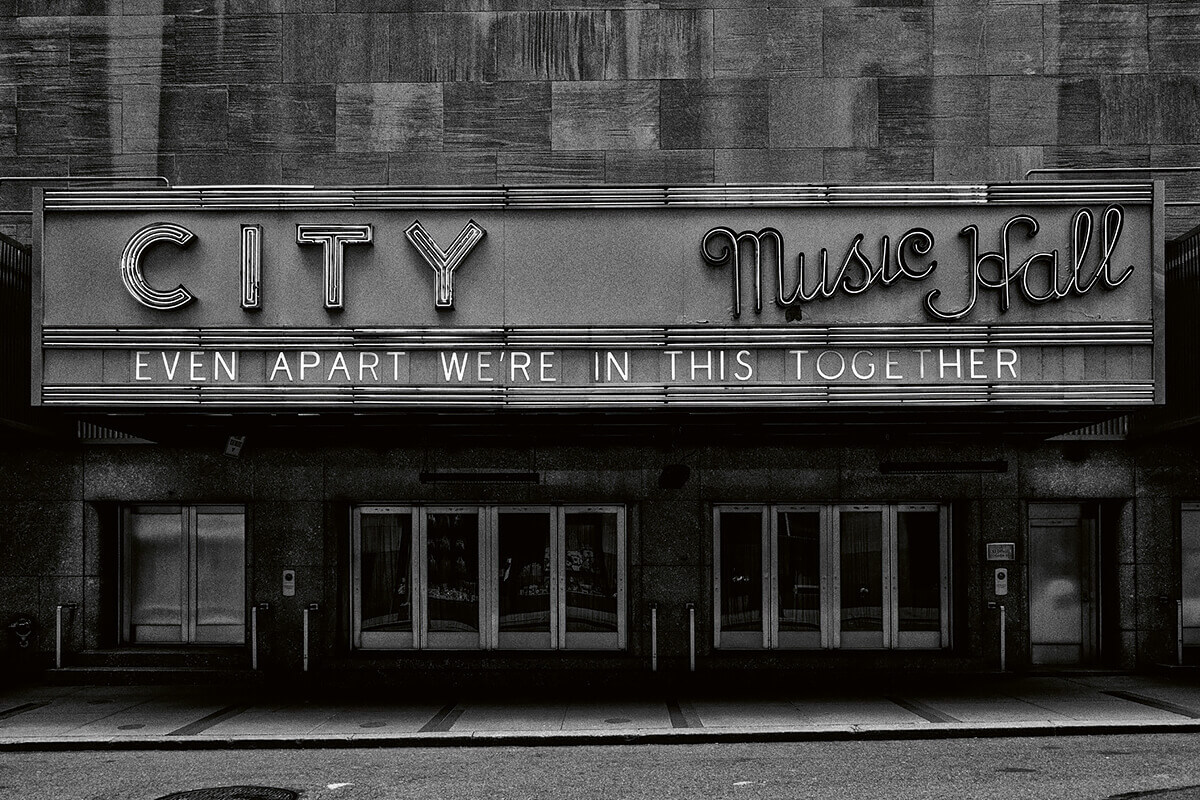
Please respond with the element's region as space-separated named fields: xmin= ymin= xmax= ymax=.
xmin=55 ymin=604 xmax=76 ymax=669
xmin=303 ymin=603 xmax=319 ymax=673
xmin=252 ymin=602 xmax=270 ymax=671
xmin=650 ymin=603 xmax=658 ymax=672
xmin=1179 ymin=599 xmax=1185 ymax=667
xmin=687 ymin=603 xmax=695 ymax=673
xmin=999 ymin=604 xmax=1006 ymax=672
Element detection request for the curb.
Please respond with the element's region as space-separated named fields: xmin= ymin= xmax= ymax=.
xmin=4 ymin=720 xmax=1200 ymax=751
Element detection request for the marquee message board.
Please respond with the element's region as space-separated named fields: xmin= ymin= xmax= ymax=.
xmin=33 ymin=184 xmax=1163 ymax=410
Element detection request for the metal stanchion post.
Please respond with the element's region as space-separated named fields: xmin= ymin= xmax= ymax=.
xmin=252 ymin=602 xmax=270 ymax=671
xmin=55 ymin=604 xmax=76 ymax=669
xmin=303 ymin=603 xmax=318 ymax=672
xmin=687 ymin=603 xmax=695 ymax=673
xmin=1179 ymin=599 xmax=1185 ymax=666
xmin=650 ymin=603 xmax=658 ymax=672
xmin=999 ymin=604 xmax=1007 ymax=672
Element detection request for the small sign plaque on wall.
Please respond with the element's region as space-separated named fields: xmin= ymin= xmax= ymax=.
xmin=986 ymin=542 xmax=1016 ymax=561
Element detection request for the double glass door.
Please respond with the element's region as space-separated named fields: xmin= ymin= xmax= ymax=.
xmin=122 ymin=506 xmax=246 ymax=645
xmin=353 ymin=505 xmax=625 ymax=651
xmin=715 ymin=504 xmax=949 ymax=650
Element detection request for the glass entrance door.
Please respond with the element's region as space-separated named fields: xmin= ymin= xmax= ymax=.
xmin=354 ymin=507 xmax=415 ymax=649
xmin=773 ymin=507 xmax=825 ymax=649
xmin=1029 ymin=503 xmax=1098 ymax=665
xmin=123 ymin=506 xmax=245 ymax=645
xmin=836 ymin=506 xmax=887 ymax=649
xmin=423 ymin=509 xmax=484 ymax=649
xmin=714 ymin=503 xmax=949 ymax=651
xmin=1183 ymin=504 xmax=1200 ymax=646
xmin=495 ymin=508 xmax=555 ymax=649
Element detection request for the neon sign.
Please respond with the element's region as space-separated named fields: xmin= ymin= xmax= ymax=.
xmin=702 ymin=205 xmax=1134 ymax=321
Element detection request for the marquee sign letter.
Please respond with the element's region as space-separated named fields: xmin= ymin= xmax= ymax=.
xmin=296 ymin=224 xmax=373 ymax=310
xmin=120 ymin=222 xmax=196 ymax=311
xmin=405 ymin=219 xmax=486 ymax=309
xmin=240 ymin=224 xmax=263 ymax=311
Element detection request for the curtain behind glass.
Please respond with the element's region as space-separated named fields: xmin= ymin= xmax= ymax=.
xmin=360 ymin=514 xmax=412 ymax=633
xmin=777 ymin=511 xmax=821 ymax=632
xmin=839 ymin=511 xmax=882 ymax=633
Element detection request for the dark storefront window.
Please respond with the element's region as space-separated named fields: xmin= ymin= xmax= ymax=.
xmin=353 ymin=505 xmax=626 ymax=651
xmin=714 ymin=504 xmax=949 ymax=650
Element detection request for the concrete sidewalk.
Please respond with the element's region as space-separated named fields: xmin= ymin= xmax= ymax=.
xmin=3 ymin=673 xmax=1200 ymax=750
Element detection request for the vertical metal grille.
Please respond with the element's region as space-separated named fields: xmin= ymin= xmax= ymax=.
xmin=0 ymin=233 xmax=31 ymax=421
xmin=1050 ymin=416 xmax=1129 ymax=440
xmin=1167 ymin=227 xmax=1200 ymax=422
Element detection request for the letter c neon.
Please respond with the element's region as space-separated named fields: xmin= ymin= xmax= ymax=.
xmin=120 ymin=222 xmax=196 ymax=310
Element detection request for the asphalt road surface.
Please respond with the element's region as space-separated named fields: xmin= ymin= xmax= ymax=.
xmin=6 ymin=734 xmax=1200 ymax=800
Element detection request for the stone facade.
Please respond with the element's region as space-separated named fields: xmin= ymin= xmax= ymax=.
xmin=1 ymin=3 xmax=1198 ymax=684
xmin=3 ymin=3 xmax=1200 ymax=239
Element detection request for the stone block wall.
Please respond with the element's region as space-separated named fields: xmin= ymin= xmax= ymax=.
xmin=2 ymin=3 xmax=1199 ymax=239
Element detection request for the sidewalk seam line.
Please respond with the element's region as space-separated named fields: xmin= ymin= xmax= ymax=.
xmin=166 ymin=703 xmax=251 ymax=736
xmin=665 ymin=699 xmax=691 ymax=729
xmin=418 ymin=702 xmax=464 ymax=733
xmin=0 ymin=702 xmax=48 ymax=721
xmin=884 ymin=696 xmax=960 ymax=724
xmin=1103 ymin=690 xmax=1200 ymax=719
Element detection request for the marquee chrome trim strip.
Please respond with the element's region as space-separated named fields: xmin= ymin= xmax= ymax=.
xmin=40 ymin=382 xmax=1156 ymax=408
xmin=42 ymin=183 xmax=1155 ymax=212
xmin=41 ymin=323 xmax=1156 ymax=350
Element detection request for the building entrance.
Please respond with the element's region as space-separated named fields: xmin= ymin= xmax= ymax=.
xmin=1028 ymin=503 xmax=1099 ymax=666
xmin=122 ymin=506 xmax=246 ymax=645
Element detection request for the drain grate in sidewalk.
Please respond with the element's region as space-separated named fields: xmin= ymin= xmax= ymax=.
xmin=1103 ymin=691 xmax=1200 ymax=719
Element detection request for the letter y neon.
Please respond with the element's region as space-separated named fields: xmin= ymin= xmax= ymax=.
xmin=405 ymin=219 xmax=486 ymax=309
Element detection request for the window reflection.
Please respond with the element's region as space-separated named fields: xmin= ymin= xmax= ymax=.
xmin=564 ymin=512 xmax=619 ymax=633
xmin=497 ymin=512 xmax=551 ymax=633
xmin=426 ymin=513 xmax=479 ymax=633
xmin=720 ymin=512 xmax=763 ymax=632
xmin=839 ymin=510 xmax=882 ymax=633
xmin=778 ymin=511 xmax=821 ymax=632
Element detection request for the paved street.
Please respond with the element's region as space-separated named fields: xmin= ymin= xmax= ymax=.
xmin=7 ymin=734 xmax=1200 ymax=800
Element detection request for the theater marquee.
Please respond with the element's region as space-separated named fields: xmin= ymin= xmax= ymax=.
xmin=33 ymin=184 xmax=1163 ymax=409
